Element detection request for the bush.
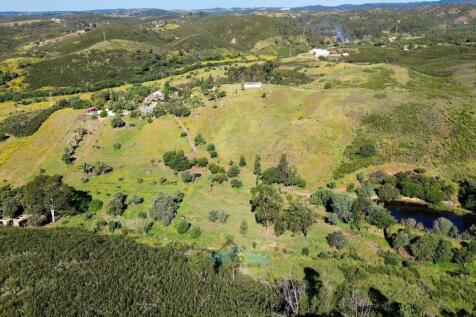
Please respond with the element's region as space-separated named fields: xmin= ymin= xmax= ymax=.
xmin=163 ymin=150 xmax=192 ymax=171
xmin=310 ymin=188 xmax=333 ymax=208
xmin=191 ymin=157 xmax=208 ymax=168
xmin=176 ymin=219 xmax=191 ymax=234
xmin=88 ymin=199 xmax=103 ymax=212
xmin=324 ymin=82 xmax=332 ymax=89
xmin=107 ymin=193 xmax=127 ymax=216
xmin=190 ymin=226 xmax=202 ymax=238
xmin=380 ymin=251 xmax=401 ymax=266
xmin=326 ymin=213 xmax=339 ymax=225
xmin=149 ymin=192 xmax=184 ymax=226
xmin=208 ymin=163 xmax=225 ymax=175
xmin=409 ymin=234 xmax=451 ymax=263
xmin=227 ymin=165 xmax=240 ymax=178
xmin=111 ymin=116 xmax=125 ymax=128
xmin=392 ymin=231 xmax=410 ymax=250
xmin=326 ymin=231 xmax=347 ymax=249
xmin=231 ymin=179 xmax=243 ymax=189
xmin=130 ymin=195 xmax=144 ymax=205
xmin=366 ymin=204 xmax=396 ymax=229
xmin=433 ymin=217 xmax=458 ymax=237
xmin=181 ymin=171 xmax=197 ymax=183
xmin=99 ymin=109 xmax=108 ymax=118
xmin=0 ymin=132 xmax=7 ymax=142
xmin=210 ymin=173 xmax=228 ymax=184
xmin=239 ymin=155 xmax=247 ymax=167
xmin=108 ymin=221 xmax=121 ymax=233
xmin=81 ymin=161 xmax=113 ymax=176
xmin=194 ymin=134 xmax=206 ymax=146
xmin=113 ymin=143 xmax=122 ymax=150
xmin=357 ymin=144 xmax=376 ymax=157
xmin=301 ymin=247 xmax=310 ymax=256
xmin=458 ymin=177 xmax=476 ymax=211
xmin=208 ymin=210 xmax=229 ymax=223
xmin=377 ymin=183 xmax=400 ymax=201
xmin=330 ymin=193 xmax=354 ymax=222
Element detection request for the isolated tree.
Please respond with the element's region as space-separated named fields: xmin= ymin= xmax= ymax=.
xmin=107 ymin=192 xmax=127 ymax=216
xmin=280 ymin=199 xmax=316 ymax=238
xmin=250 ymin=184 xmax=283 ymax=229
xmin=253 ymin=154 xmax=262 ymax=175
xmin=239 ymin=155 xmax=247 ymax=167
xmin=23 ymin=175 xmax=79 ymax=223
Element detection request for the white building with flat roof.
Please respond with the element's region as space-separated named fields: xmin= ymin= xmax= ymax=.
xmin=244 ymin=82 xmax=263 ymax=89
xmin=309 ymin=48 xmax=330 ymax=58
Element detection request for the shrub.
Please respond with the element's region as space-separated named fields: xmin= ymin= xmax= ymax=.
xmin=327 ymin=231 xmax=347 ymax=249
xmin=149 ymin=192 xmax=184 ymax=226
xmin=366 ymin=204 xmax=396 ymax=229
xmin=108 ymin=221 xmax=121 ymax=233
xmin=377 ymin=183 xmax=401 ymax=201
xmin=380 ymin=251 xmax=401 ymax=266
xmin=227 ymin=165 xmax=240 ymax=178
xmin=210 ymin=173 xmax=228 ymax=184
xmin=111 ymin=116 xmax=125 ymax=128
xmin=434 ymin=239 xmax=453 ymax=263
xmin=324 ymin=82 xmax=332 ymax=89
xmin=190 ymin=226 xmax=202 ymax=238
xmin=433 ymin=217 xmax=458 ymax=237
xmin=355 ymin=181 xmax=376 ymax=198
xmin=163 ymin=150 xmax=192 ymax=171
xmin=326 ymin=213 xmax=339 ymax=225
xmin=392 ymin=231 xmax=410 ymax=250
xmin=81 ymin=161 xmax=113 ymax=176
xmin=330 ymin=193 xmax=354 ymax=222
xmin=0 ymin=132 xmax=7 ymax=142
xmin=176 ymin=219 xmax=191 ymax=234
xmin=191 ymin=157 xmax=209 ymax=168
xmin=107 ymin=193 xmax=127 ymax=216
xmin=310 ymin=188 xmax=333 ymax=208
xmin=458 ymin=177 xmax=476 ymax=211
xmin=231 ymin=179 xmax=243 ymax=189
xmin=357 ymin=144 xmax=376 ymax=157
xmin=239 ymin=155 xmax=247 ymax=167
xmin=181 ymin=171 xmax=197 ymax=183
xmin=208 ymin=210 xmax=228 ymax=223
xmin=208 ymin=163 xmax=225 ymax=175
xmin=208 ymin=210 xmax=219 ymax=223
xmin=194 ymin=134 xmax=206 ymax=146
xmin=130 ymin=195 xmax=144 ymax=205
xmin=88 ymin=199 xmax=103 ymax=212
xmin=410 ymin=234 xmax=451 ymax=263
xmin=113 ymin=143 xmax=122 ymax=150
xmin=99 ymin=109 xmax=108 ymax=118
xmin=301 ymin=247 xmax=310 ymax=256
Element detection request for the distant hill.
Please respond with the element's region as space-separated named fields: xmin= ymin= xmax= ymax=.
xmin=2 ymin=0 xmax=476 ymax=18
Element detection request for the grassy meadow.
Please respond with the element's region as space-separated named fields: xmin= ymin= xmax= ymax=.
xmin=1 ymin=57 xmax=476 ymax=313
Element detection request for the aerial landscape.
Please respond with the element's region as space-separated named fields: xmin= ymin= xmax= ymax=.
xmin=1 ymin=0 xmax=476 ymax=315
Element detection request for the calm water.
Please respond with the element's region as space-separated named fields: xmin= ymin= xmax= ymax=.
xmin=385 ymin=202 xmax=476 ymax=232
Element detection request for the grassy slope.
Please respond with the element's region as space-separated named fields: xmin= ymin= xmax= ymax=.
xmin=0 ymin=61 xmax=475 ymax=313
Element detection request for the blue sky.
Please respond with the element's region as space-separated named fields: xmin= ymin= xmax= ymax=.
xmin=1 ymin=0 xmax=432 ymax=12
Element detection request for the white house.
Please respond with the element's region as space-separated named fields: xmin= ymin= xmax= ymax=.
xmin=244 ymin=82 xmax=263 ymax=89
xmin=309 ymin=48 xmax=330 ymax=58
xmin=145 ymin=90 xmax=164 ymax=104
